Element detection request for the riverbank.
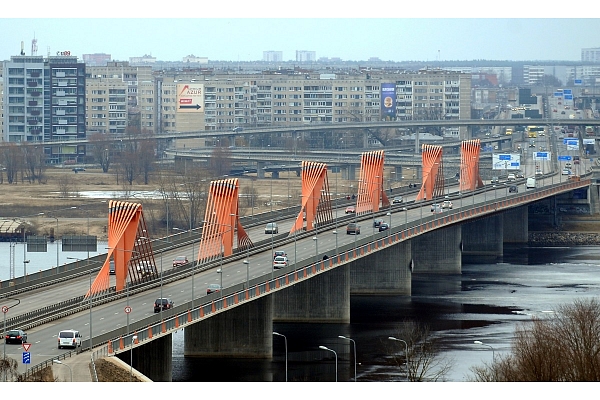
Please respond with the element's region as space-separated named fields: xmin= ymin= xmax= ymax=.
xmin=529 ymin=231 xmax=600 ymax=246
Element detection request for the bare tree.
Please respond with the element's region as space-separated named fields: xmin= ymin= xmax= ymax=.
xmin=470 ymin=298 xmax=600 ymax=382
xmin=57 ymin=175 xmax=79 ymax=198
xmin=88 ymin=133 xmax=111 ymax=173
xmin=0 ymin=356 xmax=20 ymax=381
xmin=387 ymin=321 xmax=454 ymax=382
xmin=0 ymin=143 xmax=23 ymax=184
xmin=137 ymin=132 xmax=156 ymax=184
xmin=207 ymin=146 xmax=232 ymax=177
xmin=22 ymin=145 xmax=46 ymax=184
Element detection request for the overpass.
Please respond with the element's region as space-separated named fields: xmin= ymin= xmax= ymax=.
xmin=3 ymin=137 xmax=599 ymax=381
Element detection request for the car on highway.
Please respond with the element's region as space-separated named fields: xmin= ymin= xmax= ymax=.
xmin=431 ymin=204 xmax=443 ymax=213
xmin=273 ymin=250 xmax=287 ymax=259
xmin=392 ymin=196 xmax=403 ymax=204
xmin=565 ymin=162 xmax=572 ymax=169
xmin=441 ymin=200 xmax=453 ymax=209
xmin=207 ymin=284 xmax=221 ymax=295
xmin=345 ymin=206 xmax=356 ymax=214
xmin=346 ymin=223 xmax=361 ymax=235
xmin=265 ymin=222 xmax=279 ymax=234
xmin=562 ymin=169 xmax=571 ymax=175
xmin=172 ymin=256 xmax=189 ymax=268
xmin=507 ymin=173 xmax=516 ymax=181
xmin=490 ymin=177 xmax=499 ymax=184
xmin=5 ymin=329 xmax=27 ymax=344
xmin=378 ymin=222 xmax=390 ymax=232
xmin=154 ymin=298 xmax=174 ymax=313
xmin=373 ymin=218 xmax=384 ymax=228
xmin=535 ymin=170 xmax=543 ymax=176
xmin=273 ymin=256 xmax=289 ymax=269
xmin=57 ymin=329 xmax=82 ymax=349
xmin=109 ymin=260 xmax=115 ymax=275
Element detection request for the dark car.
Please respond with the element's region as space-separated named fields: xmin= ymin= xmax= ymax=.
xmin=378 ymin=222 xmax=390 ymax=232
xmin=274 ymin=250 xmax=287 ymax=259
xmin=207 ymin=283 xmax=221 ymax=294
xmin=346 ymin=223 xmax=361 ymax=235
xmin=153 ymin=298 xmax=174 ymax=313
xmin=5 ymin=329 xmax=27 ymax=344
xmin=509 ymin=185 xmax=518 ymax=193
xmin=373 ymin=218 xmax=384 ymax=228
xmin=109 ymin=260 xmax=115 ymax=275
xmin=72 ymin=167 xmax=85 ymax=173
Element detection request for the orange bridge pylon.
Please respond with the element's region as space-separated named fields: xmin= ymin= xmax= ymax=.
xmin=416 ymin=144 xmax=444 ymax=201
xmin=85 ymin=201 xmax=157 ymax=298
xmin=356 ymin=150 xmax=389 ymax=215
xmin=197 ymin=178 xmax=253 ymax=265
xmin=290 ymin=161 xmax=333 ymax=235
xmin=459 ymin=139 xmax=484 ymax=192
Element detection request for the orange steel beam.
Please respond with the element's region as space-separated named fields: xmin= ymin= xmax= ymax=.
xmin=86 ymin=201 xmax=157 ymax=298
xmin=416 ymin=144 xmax=444 ymax=201
xmin=197 ymin=178 xmax=253 ymax=265
xmin=459 ymin=139 xmax=484 ymax=192
xmin=290 ymin=161 xmax=333 ymax=235
xmin=356 ymin=150 xmax=389 ymax=215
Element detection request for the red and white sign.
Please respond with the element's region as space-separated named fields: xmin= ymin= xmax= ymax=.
xmin=1 ymin=306 xmax=8 ymax=313
xmin=124 ymin=306 xmax=132 ymax=314
xmin=22 ymin=343 xmax=31 ymax=352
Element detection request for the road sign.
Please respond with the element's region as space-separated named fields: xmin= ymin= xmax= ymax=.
xmin=124 ymin=306 xmax=132 ymax=314
xmin=558 ymin=155 xmax=572 ymax=161
xmin=22 ymin=352 xmax=30 ymax=364
xmin=1 ymin=306 xmax=8 ymax=313
xmin=22 ymin=343 xmax=31 ymax=352
xmin=533 ymin=152 xmax=550 ymax=161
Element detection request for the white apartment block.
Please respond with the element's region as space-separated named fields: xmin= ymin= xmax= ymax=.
xmin=263 ymin=51 xmax=283 ymax=62
xmin=581 ymin=48 xmax=600 ymax=63
xmin=182 ymin=55 xmax=208 ymax=64
xmin=296 ymin=51 xmax=316 ymax=62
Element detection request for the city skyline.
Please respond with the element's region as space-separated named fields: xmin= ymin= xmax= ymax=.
xmin=1 ymin=15 xmax=599 ymax=64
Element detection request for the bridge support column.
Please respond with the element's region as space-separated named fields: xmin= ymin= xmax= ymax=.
xmin=341 ymin=165 xmax=356 ymax=181
xmin=273 ymin=265 xmax=350 ymax=323
xmin=272 ymin=171 xmax=279 ymax=179
xmin=503 ymin=206 xmax=528 ymax=243
xmin=589 ymin=183 xmax=600 ymax=214
xmin=257 ymin=161 xmax=266 ymax=178
xmin=461 ymin=214 xmax=503 ymax=263
xmin=116 ymin=333 xmax=172 ymax=382
xmin=350 ymin=241 xmax=411 ymax=295
xmin=184 ymin=296 xmax=273 ymax=358
xmin=412 ymin=225 xmax=462 ymax=273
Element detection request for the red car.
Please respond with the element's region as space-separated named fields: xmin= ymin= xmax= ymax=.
xmin=172 ymin=256 xmax=189 ymax=268
xmin=345 ymin=206 xmax=356 ymax=214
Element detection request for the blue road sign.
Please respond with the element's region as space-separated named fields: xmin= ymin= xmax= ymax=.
xmin=564 ymin=89 xmax=572 ymax=95
xmin=499 ymin=154 xmax=511 ymax=160
xmin=558 ymin=155 xmax=572 ymax=161
xmin=23 ymin=352 xmax=31 ymax=364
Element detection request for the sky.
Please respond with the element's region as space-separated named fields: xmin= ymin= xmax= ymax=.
xmin=2 ymin=4 xmax=600 ymax=63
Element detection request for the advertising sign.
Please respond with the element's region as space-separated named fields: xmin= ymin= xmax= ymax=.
xmin=176 ymin=83 xmax=204 ymax=113
xmin=492 ymin=153 xmax=521 ymax=170
xmin=533 ymin=152 xmax=551 ymax=161
xmin=380 ymin=83 xmax=396 ymax=120
xmin=583 ymin=138 xmax=595 ymax=145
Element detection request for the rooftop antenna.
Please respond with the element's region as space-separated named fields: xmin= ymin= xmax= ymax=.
xmin=31 ymin=34 xmax=38 ymax=56
xmin=20 ymin=41 xmax=25 ymax=56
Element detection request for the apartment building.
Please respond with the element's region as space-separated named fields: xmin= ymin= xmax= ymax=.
xmin=581 ymin=47 xmax=600 ymax=63
xmin=263 ymin=51 xmax=283 ymax=62
xmin=296 ymin=51 xmax=316 ymax=63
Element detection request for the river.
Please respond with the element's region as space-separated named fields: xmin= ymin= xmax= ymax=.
xmin=170 ymin=244 xmax=600 ymax=382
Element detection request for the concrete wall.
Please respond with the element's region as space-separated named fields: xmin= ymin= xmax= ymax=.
xmin=411 ymin=225 xmax=462 ymax=273
xmin=350 ymin=240 xmax=412 ymax=295
xmin=503 ymin=206 xmax=528 ymax=243
xmin=184 ymin=295 xmax=273 ymax=358
xmin=273 ymin=265 xmax=350 ymax=323
xmin=461 ymin=214 xmax=503 ymax=263
xmin=116 ymin=333 xmax=172 ymax=382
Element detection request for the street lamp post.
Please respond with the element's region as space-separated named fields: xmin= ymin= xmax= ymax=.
xmin=388 ymin=336 xmax=409 ymax=381
xmin=319 ymin=346 xmax=338 ymax=382
xmin=273 ymin=332 xmax=288 ymax=382
xmin=130 ymin=335 xmax=138 ymax=382
xmin=52 ymin=359 xmax=72 ymax=382
xmin=338 ymin=335 xmax=357 ymax=382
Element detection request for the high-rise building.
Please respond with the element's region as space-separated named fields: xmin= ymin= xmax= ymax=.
xmin=296 ymin=51 xmax=316 ymax=62
xmin=581 ymin=47 xmax=600 ymax=63
xmin=263 ymin=51 xmax=283 ymax=62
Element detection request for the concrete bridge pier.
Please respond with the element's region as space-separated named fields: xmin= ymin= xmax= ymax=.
xmin=461 ymin=214 xmax=503 ymax=263
xmin=117 ymin=333 xmax=173 ymax=382
xmin=257 ymin=161 xmax=266 ymax=178
xmin=411 ymin=225 xmax=462 ymax=273
xmin=341 ymin=165 xmax=357 ymax=181
xmin=350 ymin=241 xmax=412 ymax=295
xmin=273 ymin=264 xmax=350 ymax=323
xmin=503 ymin=206 xmax=528 ymax=243
xmin=272 ymin=171 xmax=280 ymax=179
xmin=183 ymin=296 xmax=274 ymax=358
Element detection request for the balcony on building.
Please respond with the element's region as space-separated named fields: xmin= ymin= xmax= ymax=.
xmin=28 ymin=100 xmax=38 ymax=107
xmin=27 ymin=81 xmax=38 ymax=87
xmin=29 ymin=110 xmax=41 ymax=116
xmin=28 ymin=119 xmax=39 ymax=125
xmin=30 ymin=91 xmax=41 ymax=97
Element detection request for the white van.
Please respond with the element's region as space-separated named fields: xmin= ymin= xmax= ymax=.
xmin=526 ymin=178 xmax=536 ymax=189
xmin=58 ymin=329 xmax=82 ymax=349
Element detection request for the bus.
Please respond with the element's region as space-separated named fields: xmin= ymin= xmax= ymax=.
xmin=527 ymin=126 xmax=545 ymax=138
xmin=505 ymin=128 xmax=513 ymax=135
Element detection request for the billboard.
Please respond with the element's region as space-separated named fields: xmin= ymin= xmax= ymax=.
xmin=380 ymin=83 xmax=396 ymax=120
xmin=177 ymin=83 xmax=204 ymax=113
xmin=492 ymin=153 xmax=521 ymax=170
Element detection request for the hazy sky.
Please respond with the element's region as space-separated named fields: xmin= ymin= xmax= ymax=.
xmin=2 ymin=5 xmax=599 ymax=63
